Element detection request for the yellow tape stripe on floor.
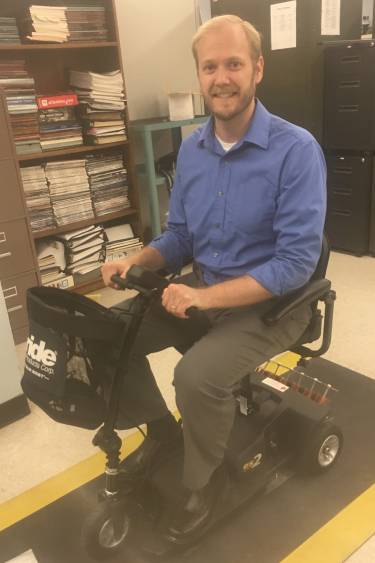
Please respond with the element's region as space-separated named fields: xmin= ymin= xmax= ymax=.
xmin=0 ymin=429 xmax=143 ymax=533
xmin=282 ymin=483 xmax=375 ymax=563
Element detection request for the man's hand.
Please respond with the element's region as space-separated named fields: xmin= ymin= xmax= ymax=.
xmin=101 ymin=258 xmax=135 ymax=288
xmin=162 ymin=283 xmax=203 ymax=318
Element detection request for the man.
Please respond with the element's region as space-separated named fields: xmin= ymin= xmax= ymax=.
xmin=101 ymin=14 xmax=326 ymax=539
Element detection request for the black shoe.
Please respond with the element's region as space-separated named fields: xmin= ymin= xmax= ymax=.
xmin=120 ymin=431 xmax=182 ymax=480
xmin=165 ymin=486 xmax=214 ymax=542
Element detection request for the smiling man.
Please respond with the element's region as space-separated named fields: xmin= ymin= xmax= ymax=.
xmin=101 ymin=15 xmax=326 ymax=539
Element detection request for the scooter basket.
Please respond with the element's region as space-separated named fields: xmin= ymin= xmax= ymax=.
xmin=21 ymin=286 xmax=126 ymax=429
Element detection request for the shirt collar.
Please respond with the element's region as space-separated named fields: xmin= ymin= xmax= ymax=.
xmin=198 ymin=98 xmax=271 ymax=151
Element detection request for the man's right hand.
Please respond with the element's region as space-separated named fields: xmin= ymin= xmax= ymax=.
xmin=101 ymin=258 xmax=136 ymax=288
xmin=101 ymin=246 xmax=167 ymax=289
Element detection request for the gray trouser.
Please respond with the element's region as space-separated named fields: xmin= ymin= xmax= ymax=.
xmin=114 ymin=272 xmax=312 ymax=490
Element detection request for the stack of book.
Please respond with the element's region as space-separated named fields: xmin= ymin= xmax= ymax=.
xmin=65 ymin=4 xmax=108 ymax=42
xmin=104 ymin=224 xmax=143 ymax=262
xmin=85 ymin=153 xmax=130 ymax=216
xmin=45 ymin=159 xmax=94 ymax=226
xmin=0 ymin=59 xmax=40 ymax=154
xmin=0 ymin=17 xmax=21 ymax=43
xmin=20 ymin=165 xmax=55 ymax=232
xmin=70 ymin=69 xmax=127 ymax=144
xmin=57 ymin=225 xmax=106 ymax=276
xmin=35 ymin=238 xmax=69 ymax=286
xmin=23 ymin=4 xmax=108 ymax=43
xmin=37 ymin=92 xmax=83 ymax=151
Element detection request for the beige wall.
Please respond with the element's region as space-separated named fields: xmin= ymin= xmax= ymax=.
xmin=115 ymin=0 xmax=200 ymax=120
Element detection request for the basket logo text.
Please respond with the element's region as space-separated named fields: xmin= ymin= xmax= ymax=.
xmin=26 ymin=335 xmax=57 ymax=367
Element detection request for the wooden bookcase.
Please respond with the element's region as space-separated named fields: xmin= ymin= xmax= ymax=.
xmin=0 ymin=0 xmax=142 ymax=343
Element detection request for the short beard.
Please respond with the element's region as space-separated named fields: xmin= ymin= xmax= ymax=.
xmin=205 ymin=83 xmax=256 ymax=122
xmin=211 ymin=94 xmax=253 ymax=121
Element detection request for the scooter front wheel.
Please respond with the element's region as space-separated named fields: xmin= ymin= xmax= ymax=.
xmin=81 ymin=502 xmax=131 ymax=560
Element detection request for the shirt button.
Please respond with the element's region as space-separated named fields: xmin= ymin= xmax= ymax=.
xmin=214 ymin=223 xmax=220 ymax=228
xmin=218 ymin=191 xmax=224 ymax=197
xmin=213 ymin=252 xmax=219 ymax=258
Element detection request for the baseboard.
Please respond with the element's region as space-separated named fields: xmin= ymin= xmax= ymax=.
xmin=0 ymin=394 xmax=30 ymax=429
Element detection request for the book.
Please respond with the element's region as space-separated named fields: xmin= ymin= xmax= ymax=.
xmin=85 ymin=134 xmax=127 ymax=145
xmin=36 ymin=93 xmax=79 ymax=110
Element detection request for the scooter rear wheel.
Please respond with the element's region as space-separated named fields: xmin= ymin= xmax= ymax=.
xmin=81 ymin=502 xmax=131 ymax=560
xmin=297 ymin=421 xmax=343 ymax=474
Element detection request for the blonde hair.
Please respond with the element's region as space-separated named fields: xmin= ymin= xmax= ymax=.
xmin=192 ymin=15 xmax=262 ymax=65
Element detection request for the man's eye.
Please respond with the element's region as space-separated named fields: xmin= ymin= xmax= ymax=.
xmin=229 ymin=61 xmax=241 ymax=69
xmin=203 ymin=64 xmax=215 ymax=73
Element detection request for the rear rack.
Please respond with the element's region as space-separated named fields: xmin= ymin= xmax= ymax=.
xmin=256 ymin=360 xmax=338 ymax=405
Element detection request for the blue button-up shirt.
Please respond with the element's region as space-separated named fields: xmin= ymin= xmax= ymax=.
xmin=150 ymin=100 xmax=327 ymax=296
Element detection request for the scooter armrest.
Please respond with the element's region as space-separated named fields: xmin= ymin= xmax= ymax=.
xmin=262 ymin=279 xmax=331 ymax=326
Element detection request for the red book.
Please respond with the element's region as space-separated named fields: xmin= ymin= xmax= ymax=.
xmin=36 ymin=93 xmax=79 ymax=109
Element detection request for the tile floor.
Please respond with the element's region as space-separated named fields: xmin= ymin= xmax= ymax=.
xmin=1 ymin=250 xmax=375 ymax=560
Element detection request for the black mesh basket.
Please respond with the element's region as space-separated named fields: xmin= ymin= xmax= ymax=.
xmin=21 ymin=286 xmax=127 ymax=429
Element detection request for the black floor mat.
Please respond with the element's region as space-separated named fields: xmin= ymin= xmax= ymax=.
xmin=1 ymin=358 xmax=375 ymax=563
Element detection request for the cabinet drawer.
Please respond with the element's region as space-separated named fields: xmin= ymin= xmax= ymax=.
xmin=0 ymin=158 xmax=24 ymax=221
xmin=0 ymin=219 xmax=35 ymax=279
xmin=2 ymin=271 xmax=38 ymax=332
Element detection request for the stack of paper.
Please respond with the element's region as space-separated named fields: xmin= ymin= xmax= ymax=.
xmin=20 ymin=165 xmax=55 ymax=232
xmin=35 ymin=238 xmax=66 ymax=285
xmin=70 ymin=69 xmax=127 ymax=144
xmin=0 ymin=59 xmax=40 ymax=154
xmin=23 ymin=5 xmax=69 ymax=43
xmin=45 ymin=159 xmax=94 ymax=226
xmin=57 ymin=225 xmax=105 ymax=276
xmin=104 ymin=223 xmax=143 ymax=262
xmin=86 ymin=153 xmax=130 ymax=215
xmin=0 ymin=17 xmax=21 ymax=43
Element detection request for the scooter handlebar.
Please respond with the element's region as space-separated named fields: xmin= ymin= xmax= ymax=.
xmin=110 ymin=273 xmax=128 ymax=289
xmin=111 ymin=267 xmax=202 ymax=319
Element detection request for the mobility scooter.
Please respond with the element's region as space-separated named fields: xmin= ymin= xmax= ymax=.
xmin=21 ymin=236 xmax=343 ymax=561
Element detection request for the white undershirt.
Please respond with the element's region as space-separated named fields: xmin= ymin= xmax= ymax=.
xmin=215 ymin=134 xmax=237 ymax=152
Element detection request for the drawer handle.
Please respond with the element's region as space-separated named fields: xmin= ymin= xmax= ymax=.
xmin=0 ymin=232 xmax=6 ymax=243
xmin=3 ymin=286 xmax=17 ymax=299
xmin=0 ymin=251 xmax=12 ymax=259
xmin=7 ymin=305 xmax=23 ymax=314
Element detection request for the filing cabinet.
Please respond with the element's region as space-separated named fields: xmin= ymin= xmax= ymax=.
xmin=324 ymin=42 xmax=375 ymax=150
xmin=0 ymin=92 xmax=39 ymax=343
xmin=325 ymin=153 xmax=372 ymax=255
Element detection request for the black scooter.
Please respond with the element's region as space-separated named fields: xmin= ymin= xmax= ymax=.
xmin=81 ymin=260 xmax=343 ymax=561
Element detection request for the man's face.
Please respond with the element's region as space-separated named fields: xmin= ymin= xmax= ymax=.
xmin=196 ymin=24 xmax=264 ymax=122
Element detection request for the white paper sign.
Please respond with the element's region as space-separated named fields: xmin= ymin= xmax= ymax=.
xmin=321 ymin=0 xmax=341 ymax=35
xmin=271 ymin=1 xmax=297 ymax=51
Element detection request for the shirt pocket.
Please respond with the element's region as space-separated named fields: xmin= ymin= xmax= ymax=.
xmin=227 ymin=180 xmax=277 ymax=236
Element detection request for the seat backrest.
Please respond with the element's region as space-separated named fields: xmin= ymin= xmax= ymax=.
xmin=310 ymin=233 xmax=330 ymax=282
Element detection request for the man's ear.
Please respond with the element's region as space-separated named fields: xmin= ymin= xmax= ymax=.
xmin=255 ymin=56 xmax=264 ymax=85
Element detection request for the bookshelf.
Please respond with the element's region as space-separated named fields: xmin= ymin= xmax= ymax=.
xmin=0 ymin=0 xmax=143 ymax=343
xmin=17 ymin=139 xmax=129 ymax=161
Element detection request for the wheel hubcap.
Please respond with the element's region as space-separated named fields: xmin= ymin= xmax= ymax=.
xmin=318 ymin=434 xmax=340 ymax=467
xmin=98 ymin=515 xmax=130 ymax=548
